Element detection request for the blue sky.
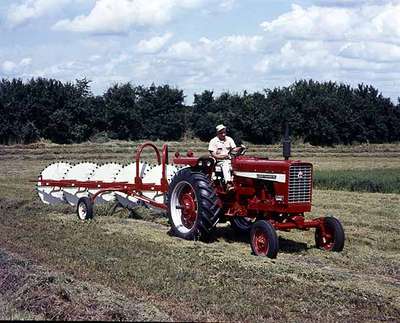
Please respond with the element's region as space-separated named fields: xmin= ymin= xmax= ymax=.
xmin=1 ymin=0 xmax=400 ymax=103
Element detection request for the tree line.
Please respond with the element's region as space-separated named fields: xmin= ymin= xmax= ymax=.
xmin=0 ymin=77 xmax=399 ymax=146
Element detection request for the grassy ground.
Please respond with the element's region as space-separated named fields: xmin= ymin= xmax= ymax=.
xmin=0 ymin=141 xmax=399 ymax=321
xmin=315 ymin=169 xmax=400 ymax=193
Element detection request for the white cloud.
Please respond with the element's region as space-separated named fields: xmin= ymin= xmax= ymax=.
xmin=314 ymin=0 xmax=400 ymax=7
xmin=20 ymin=57 xmax=33 ymax=66
xmin=254 ymin=2 xmax=400 ymax=97
xmin=165 ymin=41 xmax=202 ymax=60
xmin=260 ymin=3 xmax=400 ymax=44
xmin=53 ymin=0 xmax=213 ymax=33
xmin=219 ymin=35 xmax=263 ymax=52
xmin=255 ymin=41 xmax=336 ymax=74
xmin=254 ymin=1 xmax=400 ymax=96
xmin=339 ymin=42 xmax=400 ymax=63
xmin=161 ymin=34 xmax=263 ymax=64
xmin=369 ymin=4 xmax=400 ymax=40
xmin=1 ymin=57 xmax=32 ymax=73
xmin=260 ymin=4 xmax=356 ymax=41
xmin=136 ymin=33 xmax=173 ymax=54
xmin=180 ymin=35 xmax=263 ymax=55
xmin=3 ymin=0 xmax=400 ymax=103
xmin=89 ymin=54 xmax=102 ymax=62
xmin=1 ymin=61 xmax=17 ymax=73
xmin=6 ymin=0 xmax=76 ymax=27
xmin=219 ymin=0 xmax=235 ymax=10
xmin=103 ymin=54 xmax=130 ymax=75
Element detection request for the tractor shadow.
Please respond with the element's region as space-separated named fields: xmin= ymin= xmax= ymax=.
xmin=212 ymin=226 xmax=309 ymax=254
xmin=278 ymin=237 xmax=309 ymax=253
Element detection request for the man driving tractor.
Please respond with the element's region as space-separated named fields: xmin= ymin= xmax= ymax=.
xmin=208 ymin=124 xmax=236 ymax=190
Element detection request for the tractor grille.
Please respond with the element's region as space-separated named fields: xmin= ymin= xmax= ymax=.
xmin=288 ymin=164 xmax=312 ymax=204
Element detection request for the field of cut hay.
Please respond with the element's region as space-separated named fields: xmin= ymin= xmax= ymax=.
xmin=0 ymin=140 xmax=399 ymax=321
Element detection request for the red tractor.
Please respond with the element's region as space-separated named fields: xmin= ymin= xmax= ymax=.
xmin=37 ymin=131 xmax=344 ymax=259
xmin=168 ymin=136 xmax=345 ymax=259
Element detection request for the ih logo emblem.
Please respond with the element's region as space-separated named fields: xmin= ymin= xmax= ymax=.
xmin=297 ymin=171 xmax=304 ymax=179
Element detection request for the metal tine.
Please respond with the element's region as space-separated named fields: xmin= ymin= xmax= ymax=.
xmin=141 ymin=164 xmax=179 ymax=205
xmin=37 ymin=162 xmax=72 ymax=205
xmin=88 ymin=162 xmax=123 ymax=204
xmin=62 ymin=162 xmax=98 ymax=206
xmin=114 ymin=162 xmax=151 ymax=208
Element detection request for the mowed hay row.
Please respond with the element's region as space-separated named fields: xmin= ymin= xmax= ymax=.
xmin=1 ymin=141 xmax=400 ymax=172
xmin=0 ymin=249 xmax=170 ymax=321
xmin=0 ymin=190 xmax=399 ymax=321
xmin=0 ymin=143 xmax=399 ymax=321
xmin=2 ymin=140 xmax=400 ymax=156
xmin=1 ymin=166 xmax=400 ymax=320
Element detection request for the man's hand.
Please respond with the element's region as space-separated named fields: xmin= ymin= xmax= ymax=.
xmin=210 ymin=152 xmax=229 ymax=160
xmin=215 ymin=154 xmax=229 ymax=160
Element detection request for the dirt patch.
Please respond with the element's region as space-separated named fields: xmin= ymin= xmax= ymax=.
xmin=0 ymin=249 xmax=170 ymax=321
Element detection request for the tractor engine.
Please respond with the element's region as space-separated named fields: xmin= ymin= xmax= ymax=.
xmin=226 ymin=157 xmax=313 ymax=217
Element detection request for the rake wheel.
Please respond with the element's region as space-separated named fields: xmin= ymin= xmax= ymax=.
xmin=77 ymin=197 xmax=94 ymax=221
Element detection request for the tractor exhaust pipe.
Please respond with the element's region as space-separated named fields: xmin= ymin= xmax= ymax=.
xmin=283 ymin=123 xmax=291 ymax=160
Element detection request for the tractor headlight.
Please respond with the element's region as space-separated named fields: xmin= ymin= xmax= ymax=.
xmin=275 ymin=195 xmax=284 ymax=202
xmin=198 ymin=161 xmax=203 ymax=166
xmin=206 ymin=161 xmax=212 ymax=167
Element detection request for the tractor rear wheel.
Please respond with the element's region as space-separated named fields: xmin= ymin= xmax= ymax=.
xmin=250 ymin=220 xmax=279 ymax=258
xmin=315 ymin=216 xmax=345 ymax=251
xmin=76 ymin=197 xmax=93 ymax=220
xmin=167 ymin=168 xmax=220 ymax=240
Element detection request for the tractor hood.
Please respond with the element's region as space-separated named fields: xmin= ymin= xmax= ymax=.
xmin=232 ymin=156 xmax=312 ymax=183
xmin=232 ymin=156 xmax=303 ymax=172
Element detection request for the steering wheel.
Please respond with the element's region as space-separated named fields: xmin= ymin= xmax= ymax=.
xmin=228 ymin=145 xmax=247 ymax=158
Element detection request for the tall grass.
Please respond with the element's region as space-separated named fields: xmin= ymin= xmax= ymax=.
xmin=314 ymin=169 xmax=400 ymax=193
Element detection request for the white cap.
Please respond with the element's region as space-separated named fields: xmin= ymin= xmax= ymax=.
xmin=216 ymin=124 xmax=226 ymax=132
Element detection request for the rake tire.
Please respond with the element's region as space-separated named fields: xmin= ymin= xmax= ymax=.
xmin=77 ymin=197 xmax=94 ymax=221
xmin=167 ymin=168 xmax=220 ymax=240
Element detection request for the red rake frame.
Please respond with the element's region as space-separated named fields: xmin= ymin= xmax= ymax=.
xmin=37 ymin=142 xmax=170 ymax=210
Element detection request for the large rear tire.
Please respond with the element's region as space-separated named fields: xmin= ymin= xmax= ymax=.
xmin=167 ymin=168 xmax=220 ymax=240
xmin=315 ymin=216 xmax=345 ymax=252
xmin=250 ymin=220 xmax=279 ymax=258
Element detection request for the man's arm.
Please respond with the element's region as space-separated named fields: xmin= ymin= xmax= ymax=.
xmin=209 ymin=150 xmax=228 ymax=160
xmin=229 ymin=137 xmax=236 ymax=149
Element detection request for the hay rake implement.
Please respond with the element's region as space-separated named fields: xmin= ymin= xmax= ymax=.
xmin=37 ymin=143 xmax=180 ymax=219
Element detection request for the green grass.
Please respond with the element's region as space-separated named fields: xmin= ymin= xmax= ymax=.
xmin=0 ymin=248 xmax=169 ymax=321
xmin=0 ymin=299 xmax=44 ymax=321
xmin=0 ymin=191 xmax=399 ymax=321
xmin=0 ymin=141 xmax=399 ymax=321
xmin=314 ymin=169 xmax=400 ymax=193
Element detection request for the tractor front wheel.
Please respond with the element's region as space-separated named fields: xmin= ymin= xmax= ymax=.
xmin=230 ymin=217 xmax=255 ymax=234
xmin=250 ymin=220 xmax=279 ymax=258
xmin=315 ymin=216 xmax=345 ymax=251
xmin=167 ymin=168 xmax=220 ymax=240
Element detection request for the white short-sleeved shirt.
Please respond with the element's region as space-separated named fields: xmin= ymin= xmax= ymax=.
xmin=208 ymin=136 xmax=236 ymax=156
